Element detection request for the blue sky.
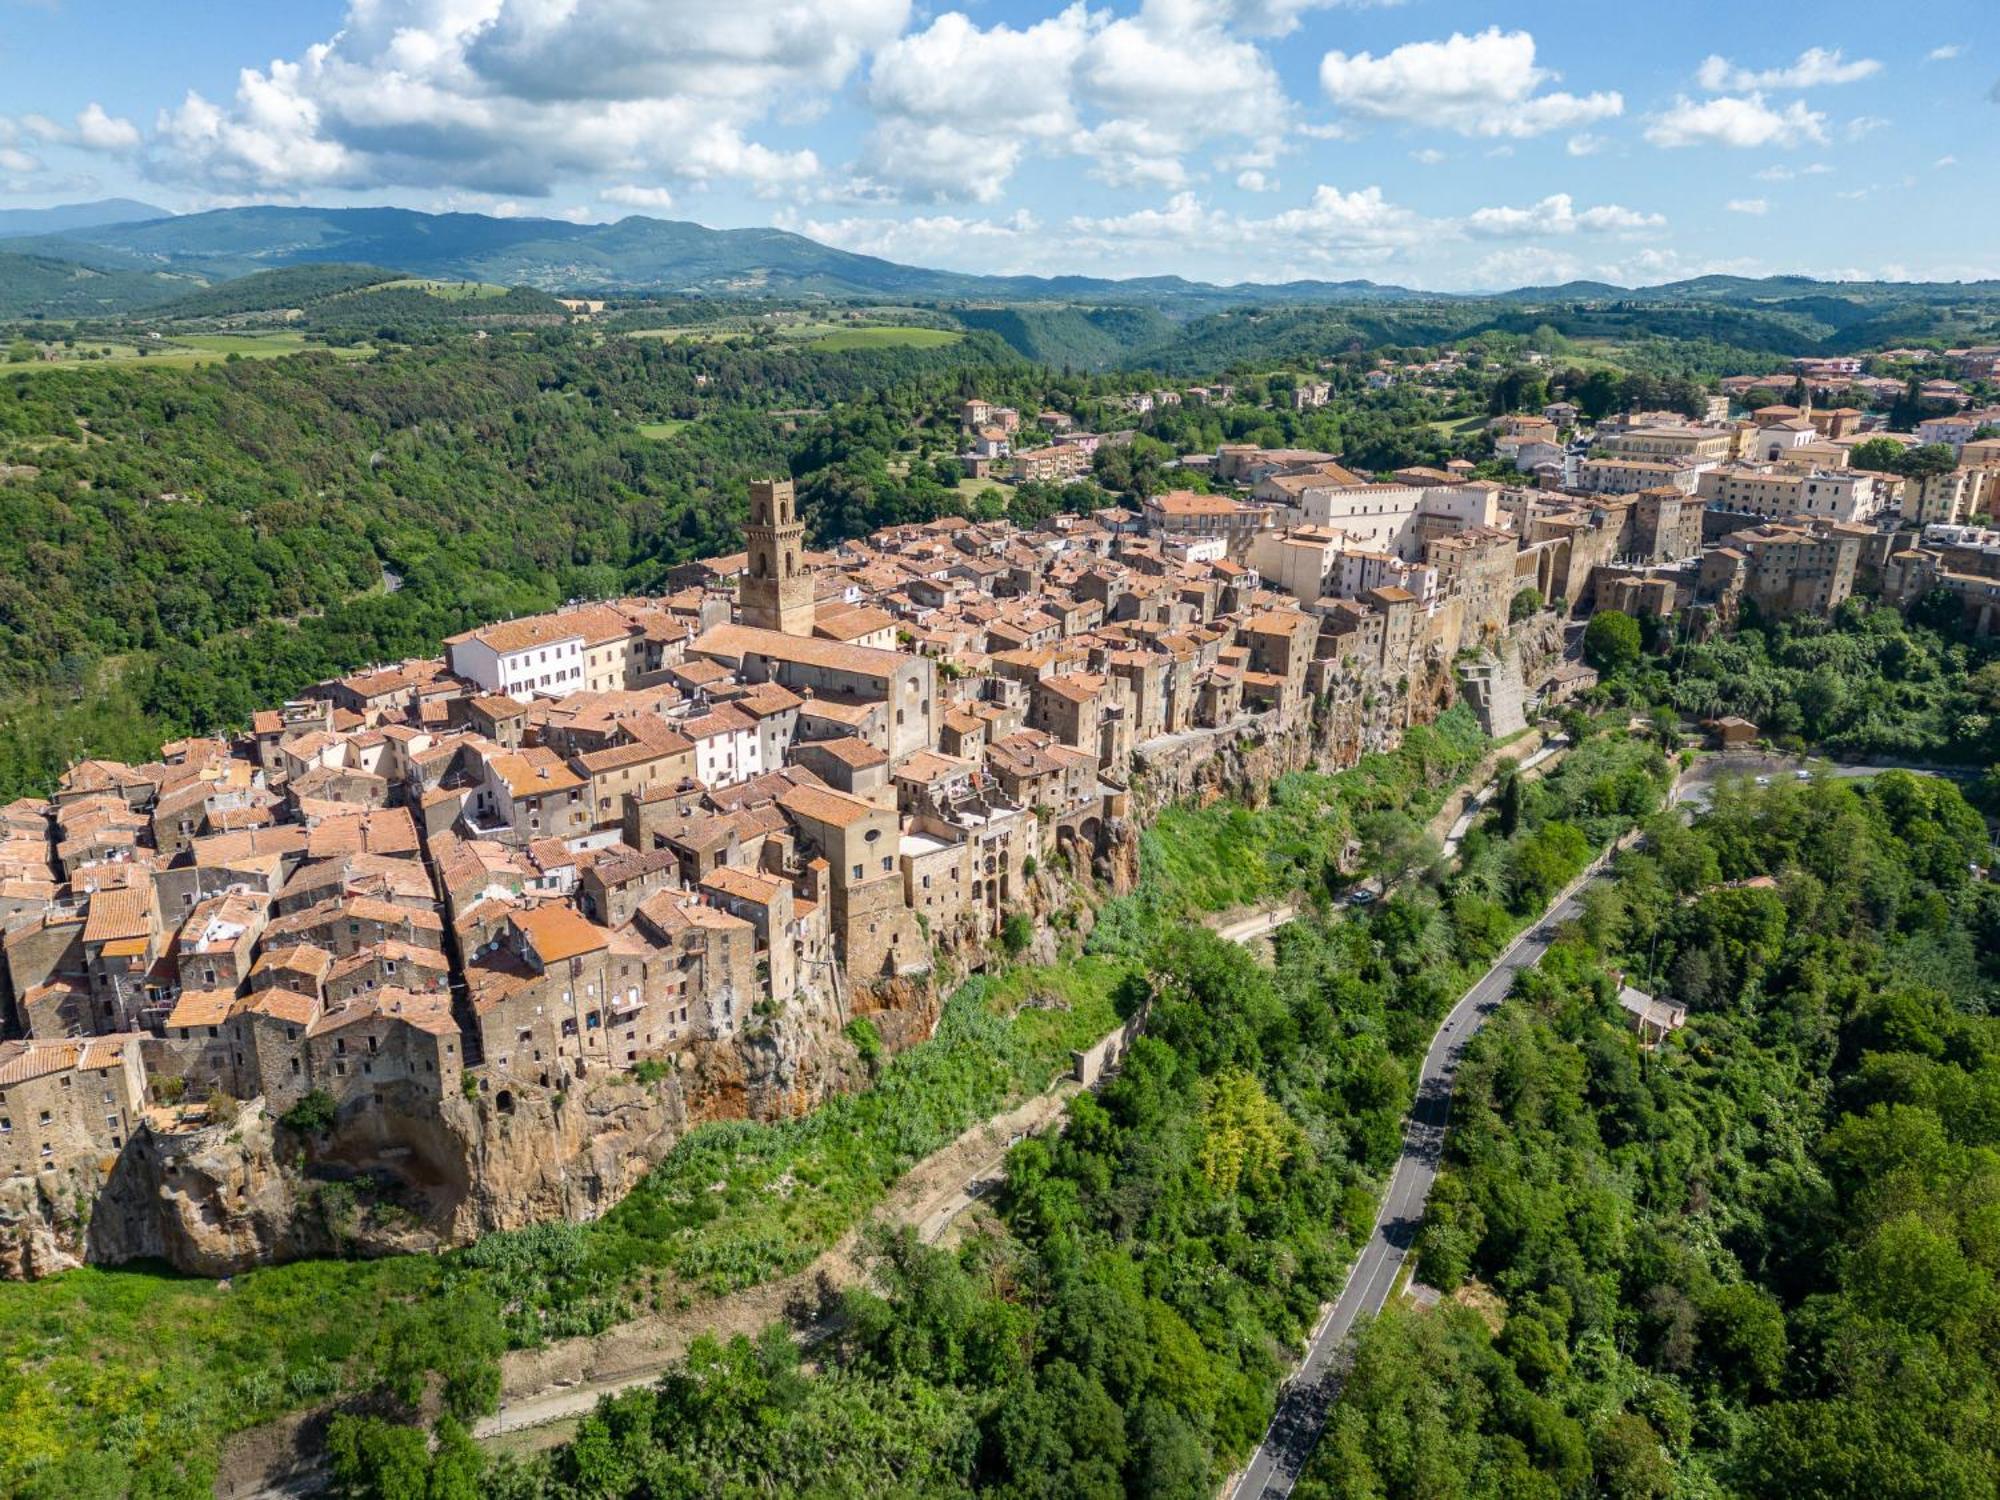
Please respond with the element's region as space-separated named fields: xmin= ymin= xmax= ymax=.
xmin=1 ymin=0 xmax=1994 ymax=289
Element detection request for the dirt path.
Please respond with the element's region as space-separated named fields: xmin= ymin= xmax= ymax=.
xmin=476 ymin=1042 xmax=1107 ymax=1443
xmin=1426 ymin=730 xmax=1548 ymax=848
xmin=1203 ymin=732 xmax=1551 ymax=950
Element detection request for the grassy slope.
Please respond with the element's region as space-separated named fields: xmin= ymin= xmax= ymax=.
xmin=807 ymin=326 xmax=963 ymax=351
xmin=3 ymin=332 xmax=376 ymax=378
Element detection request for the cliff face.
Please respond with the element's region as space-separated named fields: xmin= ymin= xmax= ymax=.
xmin=0 ymin=1173 xmax=93 ymax=1279
xmin=1130 ymin=665 xmax=1457 ymax=821
xmin=3 ymin=977 xmax=937 ymax=1280
xmin=4 ymin=654 xmax=1492 ymax=1282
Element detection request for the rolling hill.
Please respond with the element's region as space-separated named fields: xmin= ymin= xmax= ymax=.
xmin=20 ymin=205 xmax=1431 ymax=305
xmin=0 ymin=250 xmax=204 ymax=319
xmin=13 ymin=204 xmax=1993 ymax=317
xmin=140 ymin=263 xmax=408 ymax=320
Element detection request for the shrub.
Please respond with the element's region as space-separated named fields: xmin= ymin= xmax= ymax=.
xmin=1002 ymin=912 xmax=1034 ymax=955
xmin=844 ymin=1017 xmax=885 ymax=1075
xmin=280 ymin=1090 xmax=338 ymax=1135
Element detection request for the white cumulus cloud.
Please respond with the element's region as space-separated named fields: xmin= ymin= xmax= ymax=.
xmin=145 ymin=0 xmax=908 ymax=197
xmin=1726 ymin=197 xmax=1768 ymax=214
xmin=602 ymin=185 xmax=676 ymax=210
xmin=863 ymin=0 xmax=1300 ymax=201
xmin=1694 ymin=47 xmax=1880 ymax=91
xmin=1646 ymin=95 xmax=1829 ymax=148
xmin=76 ymin=103 xmax=142 ymax=152
xmin=1464 ymin=193 xmax=1664 ymax=238
xmin=1318 ymin=28 xmax=1622 ymax=138
xmin=11 ymin=102 xmax=140 ymax=153
xmin=1470 ymin=246 xmax=1582 ymax=289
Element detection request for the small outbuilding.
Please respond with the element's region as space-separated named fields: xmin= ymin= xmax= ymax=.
xmin=1618 ymin=984 xmax=1687 ymax=1048
xmin=1707 ymin=715 xmax=1758 ymax=749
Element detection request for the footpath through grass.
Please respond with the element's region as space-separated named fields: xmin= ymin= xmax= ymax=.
xmin=0 ymin=710 xmax=1492 ymax=1499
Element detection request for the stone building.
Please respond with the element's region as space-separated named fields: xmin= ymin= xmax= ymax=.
xmin=0 ymin=1033 xmax=148 ymax=1180
xmin=777 ymin=785 xmax=925 ymax=981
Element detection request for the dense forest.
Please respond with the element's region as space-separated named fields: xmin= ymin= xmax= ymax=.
xmin=1553 ymin=598 xmax=2000 ymax=779
xmin=1661 ymin=602 xmax=2000 ymax=768
xmin=0 ymin=330 xmax=1027 ymax=796
xmin=1306 ymin=768 xmax=2000 ymax=1498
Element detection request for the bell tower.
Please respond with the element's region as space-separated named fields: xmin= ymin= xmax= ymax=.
xmin=739 ymin=478 xmax=815 ymax=636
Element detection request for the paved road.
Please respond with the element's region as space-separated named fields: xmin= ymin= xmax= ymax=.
xmin=1671 ymin=752 xmax=1965 ymax=814
xmin=1225 ymin=856 xmax=1611 ymax=1500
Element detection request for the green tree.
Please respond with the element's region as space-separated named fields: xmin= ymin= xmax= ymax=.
xmin=370 ymin=1286 xmax=506 ymax=1421
xmin=1592 ymin=1413 xmax=1674 ymax=1500
xmin=1895 ymin=442 xmax=1959 ymax=479
xmin=1584 ymin=610 xmax=1643 ymax=673
xmin=280 ymin=1089 xmax=338 ymax=1135
xmin=1847 ymin=436 xmax=1906 ymax=473
xmin=325 ymin=1415 xmax=431 ymax=1500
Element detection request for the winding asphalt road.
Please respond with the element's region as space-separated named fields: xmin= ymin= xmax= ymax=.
xmin=1225 ymin=752 xmax=1978 ymax=1500
xmin=1225 ymin=854 xmax=1613 ymax=1500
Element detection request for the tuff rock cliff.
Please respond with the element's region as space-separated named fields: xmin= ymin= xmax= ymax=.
xmin=5 ymin=977 xmax=929 ymax=1278
xmin=3 ymin=644 xmax=1486 ymax=1280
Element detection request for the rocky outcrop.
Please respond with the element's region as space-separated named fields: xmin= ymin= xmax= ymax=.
xmin=10 ymin=975 xmax=942 ymax=1280
xmin=446 ymin=1075 xmax=688 ymax=1234
xmin=1097 ymin=818 xmax=1141 ymax=897
xmin=1513 ymin=611 xmax=1569 ymax=689
xmin=0 ymin=1174 xmax=88 ymax=1279
xmin=1130 ymin=661 xmax=1457 ymax=823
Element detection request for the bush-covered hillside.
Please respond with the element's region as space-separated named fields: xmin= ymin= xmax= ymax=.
xmin=1308 ymin=771 xmax=2000 ymax=1498
xmin=0 ymin=329 xmax=1018 ymax=796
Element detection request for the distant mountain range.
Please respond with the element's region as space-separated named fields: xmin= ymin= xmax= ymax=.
xmin=11 ymin=204 xmax=1381 ymax=305
xmin=10 ymin=202 xmax=1991 ymax=309
xmin=5 ymin=203 xmax=2000 ymax=364
xmin=0 ymin=198 xmax=171 ymax=240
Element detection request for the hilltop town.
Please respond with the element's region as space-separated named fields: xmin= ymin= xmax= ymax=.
xmin=2 ymin=364 xmax=1998 ymax=1277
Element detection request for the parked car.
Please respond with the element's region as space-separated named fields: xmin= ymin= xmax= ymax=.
xmin=1754 ymin=775 xmax=1772 ymax=786
xmin=1795 ymin=769 xmax=1812 ymax=781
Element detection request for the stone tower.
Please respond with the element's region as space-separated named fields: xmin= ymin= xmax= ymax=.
xmin=739 ymin=478 xmax=814 ymax=636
